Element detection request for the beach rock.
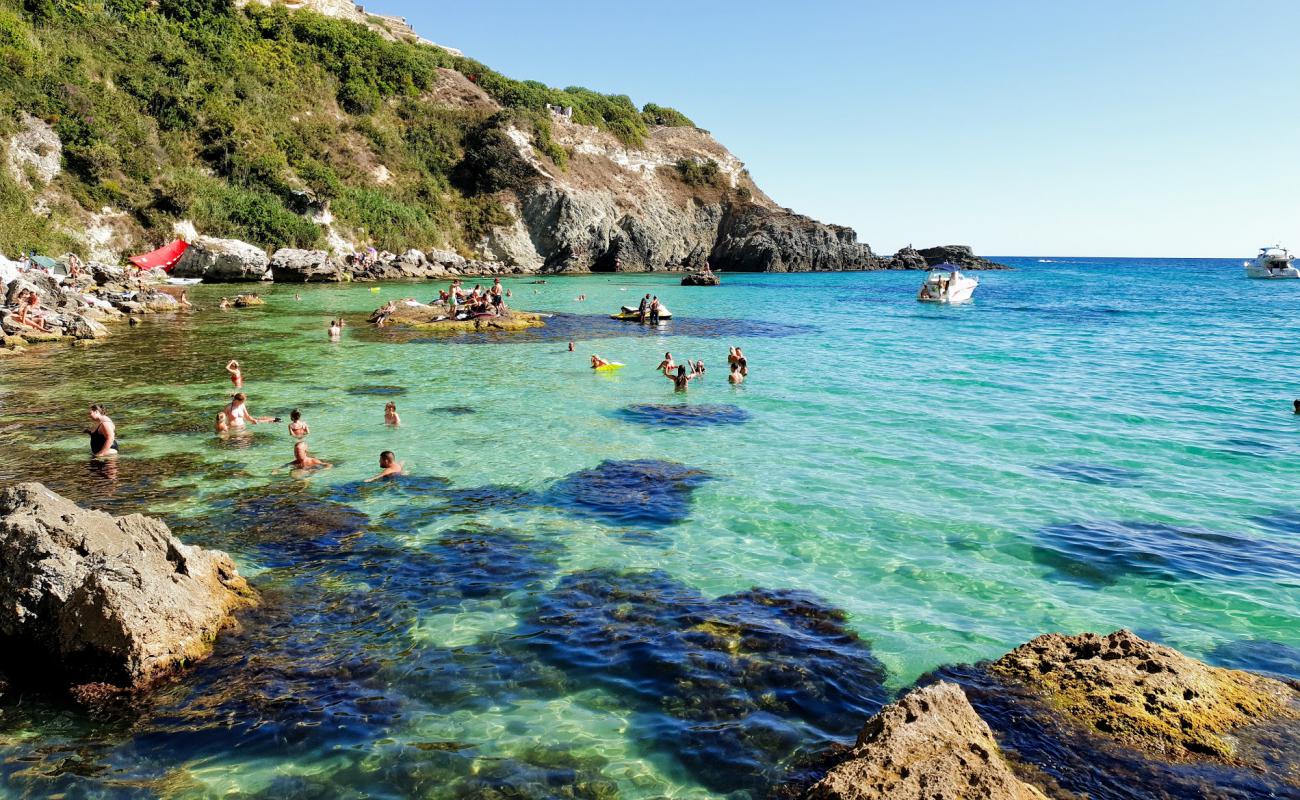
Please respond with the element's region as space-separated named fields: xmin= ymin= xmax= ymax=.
xmin=808 ymin=682 xmax=1047 ymax=800
xmin=269 ymin=248 xmax=343 ymax=282
xmin=141 ymin=292 xmax=180 ymax=312
xmin=373 ymin=301 xmax=544 ymax=332
xmin=5 ymin=272 xmax=61 ymax=306
xmin=881 ymin=245 xmax=930 ymax=270
xmin=88 ymin=261 xmax=126 ymax=285
xmin=0 ymin=483 xmax=255 ymax=691
xmin=64 ymin=313 xmax=110 ymax=340
xmin=427 ymin=248 xmax=468 ymax=271
xmin=681 ymin=269 xmax=721 ymax=286
xmin=990 ymin=630 xmax=1296 ymax=761
xmin=172 ymin=236 xmax=271 ymax=282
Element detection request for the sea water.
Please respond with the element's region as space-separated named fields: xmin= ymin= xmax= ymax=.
xmin=0 ymin=257 xmax=1296 ymax=798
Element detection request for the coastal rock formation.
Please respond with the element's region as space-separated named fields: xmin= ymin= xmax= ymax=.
xmin=371 ymin=300 xmax=544 ymax=332
xmin=989 ymin=630 xmax=1297 ymax=761
xmin=0 ymin=483 xmax=255 ymax=691
xmin=681 ymin=269 xmax=721 ymax=286
xmin=172 ymin=236 xmax=271 ymax=282
xmin=269 ymin=248 xmax=344 ymax=282
xmin=808 ymin=682 xmax=1047 ymax=800
xmin=709 ymin=203 xmax=874 ymax=272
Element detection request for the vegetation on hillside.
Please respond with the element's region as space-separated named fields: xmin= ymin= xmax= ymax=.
xmin=0 ymin=0 xmax=695 ymax=256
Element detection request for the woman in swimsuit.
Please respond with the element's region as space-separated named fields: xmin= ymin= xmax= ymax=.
xmin=288 ymin=409 xmax=309 ymax=437
xmin=665 ymin=364 xmax=698 ymax=392
xmin=591 ymin=355 xmax=611 ymax=369
xmin=225 ymin=392 xmax=275 ymax=427
xmin=88 ymin=404 xmax=117 ymax=456
xmin=226 ymin=359 xmax=243 ymax=388
xmin=328 ymin=320 xmax=341 ymax=341
xmin=656 ymin=352 xmax=675 ymax=375
xmin=384 ymin=401 xmax=401 ymax=426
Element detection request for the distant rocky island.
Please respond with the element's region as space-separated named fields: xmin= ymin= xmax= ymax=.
xmin=0 ymin=0 xmax=1005 ymax=278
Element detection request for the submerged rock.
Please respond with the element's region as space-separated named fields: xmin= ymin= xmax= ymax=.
xmin=0 ymin=482 xmax=255 ymax=691
xmin=808 ymin=682 xmax=1046 ymax=800
xmin=523 ymin=569 xmax=889 ymax=794
xmin=615 ymin=403 xmax=750 ymax=428
xmin=546 ymin=458 xmax=711 ymax=527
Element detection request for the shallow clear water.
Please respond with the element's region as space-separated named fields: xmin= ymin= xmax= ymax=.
xmin=0 ymin=258 xmax=1297 ymax=798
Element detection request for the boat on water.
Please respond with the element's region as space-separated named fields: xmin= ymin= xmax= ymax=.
xmin=1243 ymin=245 xmax=1298 ymax=279
xmin=917 ymin=263 xmax=978 ymax=304
xmin=167 ymin=277 xmax=203 ymax=286
xmin=610 ymin=304 xmax=672 ymax=321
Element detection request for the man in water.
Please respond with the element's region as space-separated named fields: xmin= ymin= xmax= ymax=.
xmin=655 ymin=352 xmax=675 ymax=375
xmin=88 ymin=404 xmax=117 ymax=457
xmin=290 ymin=440 xmax=330 ymax=471
xmin=648 ymin=296 xmax=661 ymax=325
xmin=728 ymin=362 xmax=744 ymax=384
xmin=366 ymin=450 xmax=404 ymax=482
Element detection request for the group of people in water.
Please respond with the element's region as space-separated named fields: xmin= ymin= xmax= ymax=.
xmin=589 ymin=346 xmax=750 ymax=390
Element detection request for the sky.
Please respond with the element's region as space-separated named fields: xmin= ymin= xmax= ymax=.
xmin=385 ymin=0 xmax=1299 ymax=257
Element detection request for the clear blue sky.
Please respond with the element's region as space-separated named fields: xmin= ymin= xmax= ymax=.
xmin=385 ymin=0 xmax=1298 ymax=257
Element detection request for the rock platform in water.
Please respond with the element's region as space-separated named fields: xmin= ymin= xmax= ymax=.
xmin=0 ymin=482 xmax=255 ymax=694
xmin=370 ymin=301 xmax=545 ymax=332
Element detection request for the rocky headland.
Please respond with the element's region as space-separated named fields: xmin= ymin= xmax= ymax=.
xmin=0 ymin=483 xmax=255 ymax=696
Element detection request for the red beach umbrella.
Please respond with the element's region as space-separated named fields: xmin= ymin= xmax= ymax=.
xmin=128 ymin=239 xmax=189 ymax=272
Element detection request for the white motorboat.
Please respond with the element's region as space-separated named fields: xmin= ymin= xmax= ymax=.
xmin=1244 ymin=245 xmax=1298 ymax=279
xmin=167 ymin=277 xmax=203 ymax=286
xmin=917 ymin=263 xmax=978 ymax=304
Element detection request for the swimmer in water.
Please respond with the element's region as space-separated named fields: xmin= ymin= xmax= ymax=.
xmin=225 ymin=392 xmax=277 ymax=427
xmin=219 ymin=298 xmax=230 ymax=310
xmin=87 ymin=404 xmax=117 ymax=457
xmin=384 ymin=401 xmax=401 ymax=426
xmin=226 ymin=359 xmax=243 ymax=388
xmin=328 ymin=319 xmax=341 ymax=341
xmin=728 ymin=362 xmax=744 ymax=384
xmin=290 ymin=440 xmax=331 ymax=471
xmin=288 ymin=409 xmax=309 ymax=437
xmin=693 ymin=359 xmax=705 ymax=377
xmin=591 ymin=354 xmax=611 ymax=369
xmin=365 ymin=450 xmax=404 ymax=482
xmin=1294 ymin=399 xmax=1300 ymax=415
xmin=665 ymin=364 xmax=698 ymax=392
xmin=568 ymin=341 xmax=575 ymax=352
xmin=655 ymin=352 xmax=676 ymax=375
xmin=215 ymin=410 xmax=230 ymax=434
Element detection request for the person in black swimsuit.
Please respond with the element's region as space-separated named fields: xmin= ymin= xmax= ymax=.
xmin=88 ymin=404 xmax=118 ymax=457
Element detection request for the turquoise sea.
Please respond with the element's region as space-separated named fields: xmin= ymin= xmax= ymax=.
xmin=0 ymin=257 xmax=1297 ymax=798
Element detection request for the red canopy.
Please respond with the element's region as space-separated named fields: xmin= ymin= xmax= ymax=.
xmin=129 ymin=239 xmax=189 ymax=272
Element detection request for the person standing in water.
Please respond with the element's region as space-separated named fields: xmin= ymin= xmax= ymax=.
xmin=384 ymin=401 xmax=401 ymax=426
xmin=225 ymin=392 xmax=276 ymax=428
xmin=665 ymin=364 xmax=698 ymax=392
xmin=328 ymin=319 xmax=341 ymax=341
xmin=649 ymin=296 xmax=661 ymax=325
xmin=215 ymin=411 xmax=230 ymax=434
xmin=226 ymin=359 xmax=243 ymax=388
xmin=728 ymin=362 xmax=744 ymax=384
xmin=655 ymin=352 xmax=676 ymax=375
xmin=88 ymin=404 xmax=117 ymax=457
xmin=288 ymin=409 xmax=309 ymax=437
xmin=366 ymin=450 xmax=404 ymax=481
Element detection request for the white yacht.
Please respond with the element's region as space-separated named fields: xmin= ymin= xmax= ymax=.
xmin=917 ymin=264 xmax=979 ymax=304
xmin=1244 ymin=245 xmax=1298 ymax=279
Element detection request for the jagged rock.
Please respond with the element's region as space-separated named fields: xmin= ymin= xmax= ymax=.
xmin=141 ymin=292 xmax=180 ymax=312
xmin=5 ymin=114 xmax=61 ymax=189
xmin=0 ymin=483 xmax=255 ymax=691
xmin=915 ymin=245 xmax=1008 ymax=271
xmin=809 ymin=682 xmax=1047 ymax=800
xmin=681 ymin=269 xmax=720 ymax=286
xmin=371 ymin=301 xmax=544 ymax=332
xmin=710 ymin=204 xmax=876 ymax=272
xmin=269 ymin=248 xmax=343 ymax=282
xmin=5 ymin=272 xmax=61 ymax=306
xmin=426 ymin=248 xmax=468 ymax=271
xmin=172 ymin=236 xmax=271 ymax=282
xmin=882 ymin=245 xmax=930 ymax=270
xmin=990 ymin=630 xmax=1297 ymax=761
xmin=64 ymin=313 xmax=110 ymax=340
xmin=88 ymin=261 xmax=126 ymax=285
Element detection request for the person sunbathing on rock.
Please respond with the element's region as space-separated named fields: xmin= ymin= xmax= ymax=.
xmin=15 ymin=291 xmax=52 ymax=332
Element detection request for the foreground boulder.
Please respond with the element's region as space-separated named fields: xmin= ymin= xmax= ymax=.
xmin=172 ymin=236 xmax=271 ymax=282
xmin=809 ymin=682 xmax=1046 ymax=800
xmin=0 ymin=483 xmax=255 ymax=692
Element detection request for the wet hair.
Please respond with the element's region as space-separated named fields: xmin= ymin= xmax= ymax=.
xmin=89 ymin=403 xmax=105 ymax=413
xmin=233 ymin=392 xmax=247 ymax=402
xmin=676 ymin=365 xmax=687 ymax=378
xmin=665 ymin=352 xmax=671 ymax=358
xmin=379 ymin=450 xmax=395 ymax=466
xmin=738 ymin=358 xmax=747 ymax=368
xmin=290 ymin=409 xmax=301 ymax=421
xmin=385 ymin=401 xmax=397 ymax=411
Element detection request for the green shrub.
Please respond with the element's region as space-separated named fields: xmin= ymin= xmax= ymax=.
xmin=675 ymin=157 xmax=721 ymax=188
xmin=332 ymin=187 xmax=441 ymax=252
xmin=641 ymin=103 xmax=694 ymax=128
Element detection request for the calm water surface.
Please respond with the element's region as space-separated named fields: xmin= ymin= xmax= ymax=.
xmin=0 ymin=258 xmax=1297 ymax=798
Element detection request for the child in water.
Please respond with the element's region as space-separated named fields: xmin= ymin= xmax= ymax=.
xmin=215 ymin=411 xmax=230 ymax=434
xmin=384 ymin=401 xmax=401 ymax=426
xmin=288 ymin=409 xmax=309 ymax=437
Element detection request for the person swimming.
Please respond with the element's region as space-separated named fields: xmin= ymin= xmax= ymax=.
xmin=666 ymin=364 xmax=698 ymax=392
xmin=226 ymin=359 xmax=243 ymax=388
xmin=384 ymin=401 xmax=401 ymax=426
xmin=591 ymin=354 xmax=611 ymax=369
xmin=365 ymin=450 xmax=404 ymax=482
xmin=328 ymin=319 xmax=341 ymax=341
xmin=290 ymin=440 xmax=330 ymax=471
xmin=656 ymin=352 xmax=675 ymax=375
xmin=288 ymin=409 xmax=309 ymax=437
xmin=87 ymin=404 xmax=117 ymax=457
